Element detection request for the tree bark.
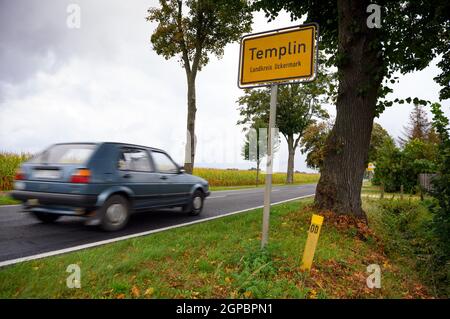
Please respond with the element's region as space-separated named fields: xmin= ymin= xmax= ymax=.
xmin=184 ymin=74 xmax=197 ymax=174
xmin=314 ymin=0 xmax=383 ymax=219
xmin=286 ymin=134 xmax=295 ymax=184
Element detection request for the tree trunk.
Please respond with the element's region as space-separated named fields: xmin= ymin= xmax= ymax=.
xmin=286 ymin=134 xmax=295 ymax=184
xmin=314 ymin=0 xmax=383 ymax=219
xmin=184 ymin=75 xmax=197 ymax=174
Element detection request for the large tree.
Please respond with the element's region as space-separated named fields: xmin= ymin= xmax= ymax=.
xmin=300 ymin=120 xmax=332 ymax=171
xmin=147 ymin=0 xmax=252 ymax=173
xmin=237 ymin=81 xmax=330 ymax=183
xmin=257 ymin=0 xmax=450 ymax=219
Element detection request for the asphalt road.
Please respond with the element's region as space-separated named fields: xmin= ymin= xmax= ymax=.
xmin=0 ymin=184 xmax=316 ymax=264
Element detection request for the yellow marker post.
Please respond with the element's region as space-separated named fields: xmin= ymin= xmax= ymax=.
xmin=300 ymin=214 xmax=324 ymax=271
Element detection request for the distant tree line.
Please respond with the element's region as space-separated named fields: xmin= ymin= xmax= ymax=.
xmin=301 ymin=103 xmax=444 ymax=194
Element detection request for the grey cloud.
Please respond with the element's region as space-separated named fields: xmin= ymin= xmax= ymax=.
xmin=0 ymin=0 xmax=155 ymax=100
xmin=0 ymin=0 xmax=70 ymax=85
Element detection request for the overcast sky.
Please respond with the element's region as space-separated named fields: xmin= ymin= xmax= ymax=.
xmin=0 ymin=0 xmax=448 ymax=173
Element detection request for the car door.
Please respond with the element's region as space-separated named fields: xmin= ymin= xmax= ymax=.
xmin=117 ymin=147 xmax=161 ymax=210
xmin=150 ymin=150 xmax=190 ymax=206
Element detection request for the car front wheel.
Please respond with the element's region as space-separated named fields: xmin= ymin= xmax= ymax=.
xmin=100 ymin=195 xmax=130 ymax=231
xmin=183 ymin=190 xmax=204 ymax=216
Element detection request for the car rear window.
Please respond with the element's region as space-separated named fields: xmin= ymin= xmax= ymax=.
xmin=29 ymin=144 xmax=97 ymax=164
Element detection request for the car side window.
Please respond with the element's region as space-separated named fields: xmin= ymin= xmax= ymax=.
xmin=118 ymin=148 xmax=153 ymax=172
xmin=151 ymin=151 xmax=179 ymax=174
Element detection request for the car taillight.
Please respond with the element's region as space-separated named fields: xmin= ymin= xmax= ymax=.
xmin=15 ymin=169 xmax=25 ymax=180
xmin=70 ymin=169 xmax=91 ymax=183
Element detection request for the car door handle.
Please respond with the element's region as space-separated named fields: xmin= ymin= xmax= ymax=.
xmin=160 ymin=175 xmax=168 ymax=180
xmin=123 ymin=173 xmax=131 ymax=178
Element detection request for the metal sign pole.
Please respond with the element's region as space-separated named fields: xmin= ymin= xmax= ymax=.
xmin=238 ymin=24 xmax=318 ymax=249
xmin=261 ymin=84 xmax=278 ymax=249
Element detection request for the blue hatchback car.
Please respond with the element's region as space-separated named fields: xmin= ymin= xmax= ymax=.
xmin=11 ymin=142 xmax=210 ymax=231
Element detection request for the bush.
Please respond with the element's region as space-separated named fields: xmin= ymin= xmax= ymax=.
xmin=0 ymin=152 xmax=31 ymax=191
xmin=372 ymin=139 xmax=438 ymax=193
xmin=427 ymin=103 xmax=450 ymax=297
xmin=370 ymin=199 xmax=448 ymax=296
xmin=374 ymin=200 xmax=433 ymax=256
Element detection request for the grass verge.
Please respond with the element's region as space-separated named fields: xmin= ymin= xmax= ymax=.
xmin=361 ymin=181 xmax=424 ymax=200
xmin=0 ymin=194 xmax=19 ymax=206
xmin=0 ymin=197 xmax=435 ymax=299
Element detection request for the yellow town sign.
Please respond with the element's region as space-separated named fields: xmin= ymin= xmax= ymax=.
xmin=238 ymin=24 xmax=318 ymax=88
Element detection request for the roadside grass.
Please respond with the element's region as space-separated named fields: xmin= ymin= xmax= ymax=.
xmin=0 ymin=197 xmax=434 ymax=299
xmin=361 ymin=181 xmax=424 ymax=200
xmin=0 ymin=194 xmax=19 ymax=206
xmin=364 ymin=197 xmax=448 ymax=297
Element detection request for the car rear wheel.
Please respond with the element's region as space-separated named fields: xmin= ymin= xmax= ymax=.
xmin=100 ymin=195 xmax=130 ymax=231
xmin=31 ymin=212 xmax=61 ymax=223
xmin=183 ymin=190 xmax=204 ymax=216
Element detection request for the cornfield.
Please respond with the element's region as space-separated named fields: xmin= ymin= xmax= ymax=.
xmin=0 ymin=152 xmax=319 ymax=191
xmin=0 ymin=152 xmax=32 ymax=191
xmin=193 ymin=168 xmax=319 ymax=187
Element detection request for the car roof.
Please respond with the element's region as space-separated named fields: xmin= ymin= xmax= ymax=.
xmin=52 ymin=142 xmax=165 ymax=153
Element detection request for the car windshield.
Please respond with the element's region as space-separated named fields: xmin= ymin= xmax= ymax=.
xmin=29 ymin=144 xmax=97 ymax=165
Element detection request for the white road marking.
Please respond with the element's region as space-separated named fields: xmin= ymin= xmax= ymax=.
xmin=0 ymin=193 xmax=315 ymax=268
xmin=208 ymin=195 xmax=227 ymax=199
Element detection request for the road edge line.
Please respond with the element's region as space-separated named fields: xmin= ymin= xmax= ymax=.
xmin=0 ymin=194 xmax=314 ymax=268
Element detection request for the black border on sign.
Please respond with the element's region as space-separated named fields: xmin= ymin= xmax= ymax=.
xmin=237 ymin=23 xmax=319 ymax=89
xmin=240 ymin=27 xmax=314 ymax=84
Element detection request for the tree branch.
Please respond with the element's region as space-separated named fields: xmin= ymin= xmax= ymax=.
xmin=191 ymin=2 xmax=205 ymax=79
xmin=176 ymin=0 xmax=191 ymax=77
xmin=294 ymin=134 xmax=302 ymax=149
